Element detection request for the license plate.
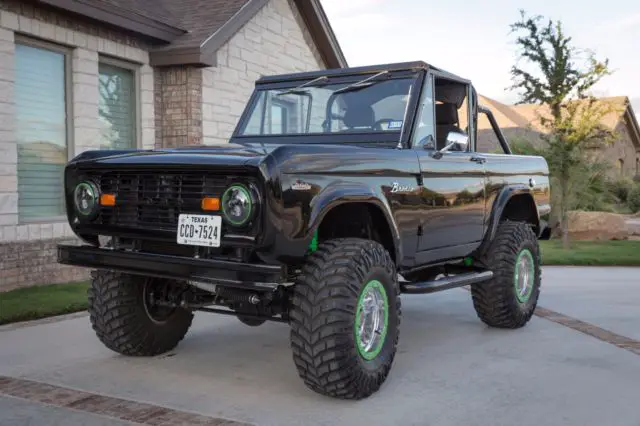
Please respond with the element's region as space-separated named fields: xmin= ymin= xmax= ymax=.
xmin=177 ymin=214 xmax=222 ymax=247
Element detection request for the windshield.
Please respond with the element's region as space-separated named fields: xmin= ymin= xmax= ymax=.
xmin=237 ymin=77 xmax=416 ymax=137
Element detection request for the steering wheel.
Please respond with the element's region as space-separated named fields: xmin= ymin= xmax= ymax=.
xmin=372 ymin=118 xmax=399 ymax=131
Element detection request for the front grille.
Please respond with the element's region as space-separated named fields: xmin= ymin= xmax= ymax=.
xmin=95 ymin=171 xmax=232 ymax=231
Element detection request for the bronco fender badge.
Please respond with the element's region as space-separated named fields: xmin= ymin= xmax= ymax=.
xmin=391 ymin=182 xmax=415 ymax=193
xmin=292 ymin=181 xmax=312 ymax=191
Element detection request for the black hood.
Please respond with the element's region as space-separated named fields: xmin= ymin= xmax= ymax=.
xmin=68 ymin=142 xmax=274 ymax=169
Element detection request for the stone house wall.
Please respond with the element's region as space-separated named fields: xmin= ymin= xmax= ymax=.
xmin=600 ymin=121 xmax=640 ymax=178
xmin=0 ymin=1 xmax=155 ymax=291
xmin=201 ymin=0 xmax=325 ymax=145
xmin=0 ymin=0 xmax=334 ymax=292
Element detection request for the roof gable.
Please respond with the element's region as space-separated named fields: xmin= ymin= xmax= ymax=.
xmin=478 ymin=95 xmax=640 ymax=151
xmin=37 ymin=0 xmax=347 ymax=68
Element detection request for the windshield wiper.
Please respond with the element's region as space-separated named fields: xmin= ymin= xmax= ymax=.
xmin=333 ymin=70 xmax=390 ymax=95
xmin=276 ymin=75 xmax=328 ymax=96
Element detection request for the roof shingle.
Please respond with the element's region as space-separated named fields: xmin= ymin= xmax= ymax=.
xmin=39 ymin=0 xmax=346 ymax=67
xmin=78 ymin=0 xmax=252 ymax=48
xmin=81 ymin=0 xmax=185 ymax=29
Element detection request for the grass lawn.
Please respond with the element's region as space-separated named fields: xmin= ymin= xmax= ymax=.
xmin=0 ymin=281 xmax=89 ymax=326
xmin=540 ymin=240 xmax=640 ymax=266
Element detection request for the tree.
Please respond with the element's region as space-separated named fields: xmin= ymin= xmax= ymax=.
xmin=508 ymin=10 xmax=619 ymax=248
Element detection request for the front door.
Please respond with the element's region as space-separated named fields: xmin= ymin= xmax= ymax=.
xmin=415 ymin=151 xmax=486 ymax=253
xmin=411 ymin=72 xmax=486 ymax=262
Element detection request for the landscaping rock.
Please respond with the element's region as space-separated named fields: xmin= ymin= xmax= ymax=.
xmin=567 ymin=211 xmax=629 ymax=241
xmin=625 ymin=218 xmax=640 ymax=236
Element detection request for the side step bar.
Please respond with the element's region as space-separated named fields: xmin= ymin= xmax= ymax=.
xmin=400 ymin=271 xmax=494 ymax=294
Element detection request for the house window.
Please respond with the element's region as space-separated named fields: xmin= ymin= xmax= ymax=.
xmin=271 ymin=102 xmax=288 ymax=133
xmin=15 ymin=41 xmax=69 ymax=222
xmin=98 ymin=61 xmax=137 ymax=149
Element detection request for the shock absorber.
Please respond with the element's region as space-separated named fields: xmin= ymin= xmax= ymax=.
xmin=216 ymin=287 xmax=261 ymax=305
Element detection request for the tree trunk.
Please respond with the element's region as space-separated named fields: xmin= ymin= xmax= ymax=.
xmin=561 ymin=211 xmax=570 ymax=250
xmin=560 ymin=171 xmax=570 ymax=250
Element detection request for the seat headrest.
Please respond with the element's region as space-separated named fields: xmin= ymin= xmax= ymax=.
xmin=343 ymin=106 xmax=375 ymax=128
xmin=435 ymin=103 xmax=459 ymax=125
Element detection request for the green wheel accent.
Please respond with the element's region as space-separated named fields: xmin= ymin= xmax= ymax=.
xmin=309 ymin=230 xmax=318 ymax=253
xmin=221 ymin=184 xmax=253 ymax=226
xmin=514 ymin=249 xmax=535 ymax=303
xmin=354 ymin=279 xmax=389 ymax=360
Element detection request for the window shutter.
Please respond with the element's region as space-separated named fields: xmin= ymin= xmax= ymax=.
xmin=15 ymin=44 xmax=68 ymax=221
xmin=98 ymin=63 xmax=136 ymax=150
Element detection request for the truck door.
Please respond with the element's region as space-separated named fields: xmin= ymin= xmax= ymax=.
xmin=411 ymin=74 xmax=486 ymax=262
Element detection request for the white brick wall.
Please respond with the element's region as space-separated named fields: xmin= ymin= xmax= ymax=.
xmin=0 ymin=9 xmax=154 ymax=243
xmin=202 ymin=0 xmax=325 ymax=144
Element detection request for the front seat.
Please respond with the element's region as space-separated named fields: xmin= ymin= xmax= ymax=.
xmin=343 ymin=105 xmax=375 ymax=131
xmin=435 ymin=103 xmax=466 ymax=150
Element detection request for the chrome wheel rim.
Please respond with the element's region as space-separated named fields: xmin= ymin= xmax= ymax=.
xmin=355 ymin=280 xmax=389 ymax=360
xmin=514 ymin=249 xmax=535 ymax=303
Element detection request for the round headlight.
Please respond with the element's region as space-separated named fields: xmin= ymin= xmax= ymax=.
xmin=73 ymin=181 xmax=99 ymax=218
xmin=221 ymin=184 xmax=253 ymax=226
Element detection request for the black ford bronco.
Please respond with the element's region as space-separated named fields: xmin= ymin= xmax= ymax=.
xmin=58 ymin=61 xmax=550 ymax=400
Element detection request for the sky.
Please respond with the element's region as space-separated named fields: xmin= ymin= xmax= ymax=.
xmin=320 ymin=0 xmax=640 ymax=116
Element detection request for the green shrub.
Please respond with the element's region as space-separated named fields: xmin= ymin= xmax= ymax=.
xmin=629 ymin=185 xmax=640 ymax=213
xmin=509 ymin=139 xmax=546 ymax=157
xmin=570 ymin=158 xmax=618 ymax=212
xmin=607 ymin=178 xmax=634 ymax=204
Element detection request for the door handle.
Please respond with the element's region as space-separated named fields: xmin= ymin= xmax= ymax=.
xmin=470 ymin=156 xmax=486 ymax=164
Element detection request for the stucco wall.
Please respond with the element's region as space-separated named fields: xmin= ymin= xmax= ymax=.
xmin=201 ymin=0 xmax=325 ymax=144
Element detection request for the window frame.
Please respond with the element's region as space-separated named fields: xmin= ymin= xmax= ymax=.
xmin=98 ymin=55 xmax=141 ymax=149
xmin=428 ymin=71 xmax=474 ymax=153
xmin=234 ymin=73 xmax=421 ymax=141
xmin=270 ymin=98 xmax=293 ymax=134
xmin=14 ymin=35 xmax=73 ymax=224
xmin=410 ymin=72 xmax=435 ymax=150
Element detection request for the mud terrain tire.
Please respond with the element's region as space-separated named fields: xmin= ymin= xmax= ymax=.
xmin=88 ymin=271 xmax=193 ymax=356
xmin=471 ymin=221 xmax=541 ymax=328
xmin=290 ymin=238 xmax=401 ymax=400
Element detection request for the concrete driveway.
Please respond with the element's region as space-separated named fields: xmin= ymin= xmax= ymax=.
xmin=1 ymin=266 xmax=639 ymax=426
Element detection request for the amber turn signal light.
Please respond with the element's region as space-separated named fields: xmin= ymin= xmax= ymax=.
xmin=201 ymin=197 xmax=220 ymax=211
xmin=100 ymin=193 xmax=116 ymax=206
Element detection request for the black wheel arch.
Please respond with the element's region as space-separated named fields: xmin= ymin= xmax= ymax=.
xmin=306 ymin=184 xmax=402 ymax=263
xmin=479 ymin=185 xmax=540 ymax=255
xmin=309 ymin=199 xmax=401 ymax=264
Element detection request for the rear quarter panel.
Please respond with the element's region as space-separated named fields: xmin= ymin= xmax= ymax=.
xmin=482 ymin=153 xmax=551 ymax=229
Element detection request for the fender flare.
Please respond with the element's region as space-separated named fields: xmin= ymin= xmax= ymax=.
xmin=480 ymin=184 xmax=540 ymax=251
xmin=307 ymin=182 xmax=402 ymax=262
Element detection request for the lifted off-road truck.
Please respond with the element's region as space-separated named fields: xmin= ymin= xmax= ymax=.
xmin=58 ymin=61 xmax=550 ymax=400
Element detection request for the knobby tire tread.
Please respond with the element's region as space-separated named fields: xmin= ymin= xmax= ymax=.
xmin=290 ymin=238 xmax=401 ymax=399
xmin=88 ymin=271 xmax=193 ymax=356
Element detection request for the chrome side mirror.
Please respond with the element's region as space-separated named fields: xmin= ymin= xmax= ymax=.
xmin=442 ymin=131 xmax=469 ymax=152
xmin=432 ymin=131 xmax=469 ymax=159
